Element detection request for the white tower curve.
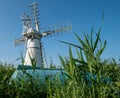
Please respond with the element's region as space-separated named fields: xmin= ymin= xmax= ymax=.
xmin=22 ymin=28 xmax=43 ymax=68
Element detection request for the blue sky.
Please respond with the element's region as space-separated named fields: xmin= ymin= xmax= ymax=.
xmin=0 ymin=0 xmax=120 ymax=66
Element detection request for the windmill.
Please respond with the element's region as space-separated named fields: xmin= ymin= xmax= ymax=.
xmin=15 ymin=2 xmax=72 ymax=68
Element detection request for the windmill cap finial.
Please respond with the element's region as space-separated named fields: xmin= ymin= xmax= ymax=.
xmin=22 ymin=28 xmax=37 ymax=36
xmin=22 ymin=27 xmax=41 ymax=39
xmin=27 ymin=28 xmax=37 ymax=33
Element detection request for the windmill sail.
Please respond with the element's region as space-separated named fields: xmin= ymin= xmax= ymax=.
xmin=29 ymin=2 xmax=40 ymax=32
xmin=15 ymin=38 xmax=26 ymax=46
xmin=41 ymin=22 xmax=72 ymax=38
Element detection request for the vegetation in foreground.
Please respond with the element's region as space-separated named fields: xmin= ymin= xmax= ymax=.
xmin=0 ymin=28 xmax=120 ymax=98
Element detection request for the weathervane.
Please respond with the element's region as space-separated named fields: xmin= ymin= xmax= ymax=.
xmin=15 ymin=2 xmax=72 ymax=68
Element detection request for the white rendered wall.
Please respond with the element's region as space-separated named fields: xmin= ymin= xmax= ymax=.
xmin=24 ymin=38 xmax=42 ymax=68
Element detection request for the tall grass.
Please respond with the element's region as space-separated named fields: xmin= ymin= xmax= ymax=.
xmin=0 ymin=62 xmax=15 ymax=97
xmin=51 ymin=28 xmax=120 ymax=98
xmin=0 ymin=28 xmax=120 ymax=98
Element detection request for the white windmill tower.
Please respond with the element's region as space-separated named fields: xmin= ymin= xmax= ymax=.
xmin=15 ymin=2 xmax=72 ymax=68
